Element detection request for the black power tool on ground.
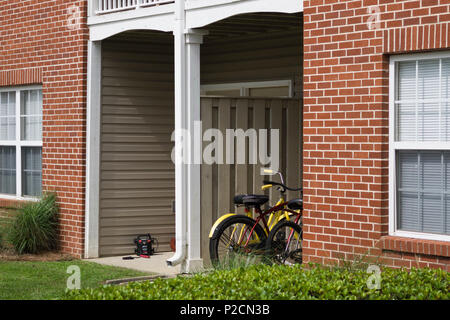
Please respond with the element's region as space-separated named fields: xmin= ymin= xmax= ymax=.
xmin=134 ymin=234 xmax=156 ymax=258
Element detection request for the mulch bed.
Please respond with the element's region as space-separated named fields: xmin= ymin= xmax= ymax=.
xmin=0 ymin=247 xmax=76 ymax=262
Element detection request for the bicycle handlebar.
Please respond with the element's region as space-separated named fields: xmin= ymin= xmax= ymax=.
xmin=263 ymin=180 xmax=303 ymax=192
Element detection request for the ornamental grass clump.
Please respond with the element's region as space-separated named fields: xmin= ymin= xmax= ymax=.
xmin=8 ymin=193 xmax=59 ymax=254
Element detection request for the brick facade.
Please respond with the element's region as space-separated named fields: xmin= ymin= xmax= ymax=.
xmin=0 ymin=0 xmax=88 ymax=257
xmin=1 ymin=0 xmax=449 ymax=268
xmin=303 ymin=0 xmax=450 ymax=270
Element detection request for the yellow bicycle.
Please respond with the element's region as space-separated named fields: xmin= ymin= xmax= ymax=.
xmin=209 ymin=169 xmax=303 ymax=266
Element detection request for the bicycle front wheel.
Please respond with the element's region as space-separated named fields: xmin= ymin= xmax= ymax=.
xmin=209 ymin=215 xmax=266 ymax=267
xmin=265 ymin=220 xmax=302 ymax=265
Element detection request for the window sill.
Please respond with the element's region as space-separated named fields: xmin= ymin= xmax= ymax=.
xmin=381 ymin=235 xmax=450 ymax=258
xmin=0 ymin=196 xmax=37 ymax=208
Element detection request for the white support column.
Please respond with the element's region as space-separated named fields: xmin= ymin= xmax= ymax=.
xmin=167 ymin=0 xmax=188 ymax=270
xmin=85 ymin=40 xmax=102 ymax=259
xmin=166 ymin=0 xmax=208 ymax=273
xmin=184 ymin=29 xmax=208 ymax=273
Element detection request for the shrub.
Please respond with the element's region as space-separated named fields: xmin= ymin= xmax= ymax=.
xmin=65 ymin=264 xmax=449 ymax=300
xmin=8 ymin=193 xmax=59 ymax=254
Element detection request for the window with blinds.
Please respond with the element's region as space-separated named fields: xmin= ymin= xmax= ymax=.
xmin=0 ymin=87 xmax=43 ymax=198
xmin=392 ymin=54 xmax=450 ymax=239
xmin=0 ymin=147 xmax=16 ymax=194
xmin=397 ymin=151 xmax=450 ymax=235
xmin=396 ymin=58 xmax=450 ymax=142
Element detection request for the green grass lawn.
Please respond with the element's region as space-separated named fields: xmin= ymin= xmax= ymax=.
xmin=0 ymin=260 xmax=150 ymax=300
xmin=0 ymin=208 xmax=17 ymax=248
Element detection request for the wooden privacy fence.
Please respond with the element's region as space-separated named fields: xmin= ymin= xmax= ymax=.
xmin=200 ymin=97 xmax=302 ymax=261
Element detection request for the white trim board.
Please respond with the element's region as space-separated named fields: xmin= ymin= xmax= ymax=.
xmin=201 ymin=80 xmax=293 ymax=97
xmin=84 ymin=40 xmax=102 ymax=259
xmin=88 ymin=0 xmax=303 ymax=41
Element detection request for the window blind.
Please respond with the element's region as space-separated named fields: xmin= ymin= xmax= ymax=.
xmin=397 ymin=151 xmax=450 ymax=235
xmin=0 ymin=92 xmax=16 ymax=141
xmin=20 ymin=90 xmax=42 ymax=141
xmin=396 ymin=58 xmax=450 ymax=142
xmin=22 ymin=147 xmax=42 ymax=197
xmin=0 ymin=146 xmax=16 ymax=195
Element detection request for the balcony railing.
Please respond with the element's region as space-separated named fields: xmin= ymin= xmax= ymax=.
xmin=96 ymin=0 xmax=175 ymax=15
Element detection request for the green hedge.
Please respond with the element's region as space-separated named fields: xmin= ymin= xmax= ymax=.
xmin=65 ymin=264 xmax=449 ymax=300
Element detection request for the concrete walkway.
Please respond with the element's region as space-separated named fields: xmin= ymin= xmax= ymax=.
xmin=87 ymin=252 xmax=181 ymax=276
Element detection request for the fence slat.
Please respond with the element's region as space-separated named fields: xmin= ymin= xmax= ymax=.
xmin=235 ymin=99 xmax=249 ymax=215
xmin=286 ymin=100 xmax=301 ymax=200
xmin=217 ymin=99 xmax=231 ymax=214
xmin=269 ymin=99 xmax=283 ymax=206
xmin=252 ymin=100 xmax=266 ymax=196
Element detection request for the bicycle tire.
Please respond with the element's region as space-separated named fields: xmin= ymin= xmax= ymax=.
xmin=265 ymin=220 xmax=303 ymax=265
xmin=209 ymin=215 xmax=267 ymax=267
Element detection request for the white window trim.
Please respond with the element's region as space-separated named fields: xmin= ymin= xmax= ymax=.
xmin=200 ymin=80 xmax=293 ymax=97
xmin=389 ymin=52 xmax=450 ymax=242
xmin=0 ymin=85 xmax=43 ymax=201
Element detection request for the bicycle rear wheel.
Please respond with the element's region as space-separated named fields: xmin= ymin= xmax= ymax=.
xmin=265 ymin=220 xmax=302 ymax=265
xmin=209 ymin=215 xmax=266 ymax=267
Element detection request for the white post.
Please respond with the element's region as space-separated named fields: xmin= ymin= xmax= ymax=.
xmin=166 ymin=0 xmax=208 ymax=273
xmin=185 ymin=29 xmax=208 ymax=272
xmin=167 ymin=0 xmax=188 ymax=270
xmin=85 ymin=40 xmax=102 ymax=258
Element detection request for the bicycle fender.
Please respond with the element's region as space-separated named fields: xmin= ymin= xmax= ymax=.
xmin=208 ymin=213 xmax=236 ymax=238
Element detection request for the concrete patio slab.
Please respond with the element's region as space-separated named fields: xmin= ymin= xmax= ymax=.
xmin=86 ymin=252 xmax=181 ymax=276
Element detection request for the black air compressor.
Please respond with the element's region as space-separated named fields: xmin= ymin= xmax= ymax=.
xmin=134 ymin=234 xmax=156 ymax=258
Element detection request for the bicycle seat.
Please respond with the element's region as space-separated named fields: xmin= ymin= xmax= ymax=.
xmin=242 ymin=195 xmax=269 ymax=207
xmin=234 ymin=194 xmax=268 ymax=205
xmin=287 ymin=198 xmax=303 ymax=210
xmin=233 ymin=194 xmax=249 ymax=205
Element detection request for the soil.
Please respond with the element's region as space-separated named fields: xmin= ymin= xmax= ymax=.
xmin=0 ymin=247 xmax=76 ymax=262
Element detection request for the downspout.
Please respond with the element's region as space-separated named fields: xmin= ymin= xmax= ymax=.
xmin=167 ymin=0 xmax=187 ymax=267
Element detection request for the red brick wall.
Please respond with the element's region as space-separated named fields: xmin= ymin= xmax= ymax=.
xmin=0 ymin=0 xmax=88 ymax=257
xmin=303 ymin=0 xmax=450 ymax=271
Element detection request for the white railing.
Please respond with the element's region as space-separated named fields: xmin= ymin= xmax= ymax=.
xmin=96 ymin=0 xmax=175 ymax=14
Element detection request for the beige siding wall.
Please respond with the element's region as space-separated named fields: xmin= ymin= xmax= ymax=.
xmin=99 ymin=38 xmax=175 ymax=256
xmin=201 ymin=30 xmax=303 ymax=98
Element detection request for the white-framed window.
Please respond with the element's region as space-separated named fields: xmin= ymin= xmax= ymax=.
xmin=201 ymin=80 xmax=293 ymax=98
xmin=389 ymin=51 xmax=450 ymax=242
xmin=0 ymin=85 xmax=43 ymax=199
